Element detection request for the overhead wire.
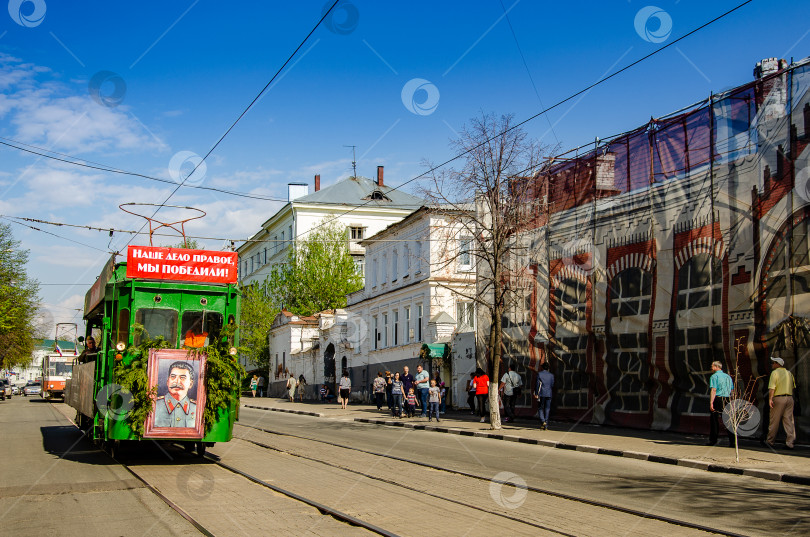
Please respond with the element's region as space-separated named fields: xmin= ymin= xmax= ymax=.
xmin=0 ymin=137 xmax=289 ymax=202
xmin=1 ymin=216 xmax=110 ymax=253
xmin=282 ymin=0 xmax=753 ymax=244
xmin=118 ymin=0 xmax=342 ymax=254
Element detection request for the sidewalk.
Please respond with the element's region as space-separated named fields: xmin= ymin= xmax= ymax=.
xmin=240 ymin=397 xmax=810 ymax=486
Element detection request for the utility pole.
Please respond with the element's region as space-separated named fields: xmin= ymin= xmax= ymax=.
xmin=344 ymin=145 xmax=357 ymax=178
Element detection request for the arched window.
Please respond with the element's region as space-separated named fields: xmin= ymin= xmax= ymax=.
xmin=673 ymin=253 xmax=722 ymax=415
xmin=553 ymin=277 xmax=588 ymax=408
xmin=341 ymin=356 xmax=348 ymax=373
xmin=606 ymin=267 xmax=652 ymax=412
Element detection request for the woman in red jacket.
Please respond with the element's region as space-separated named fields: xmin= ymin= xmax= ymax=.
xmin=473 ymin=367 xmax=489 ymax=423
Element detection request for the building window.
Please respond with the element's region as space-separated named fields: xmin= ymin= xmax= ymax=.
xmin=417 ymin=304 xmax=423 ymax=341
xmin=673 ymin=253 xmax=723 ymax=415
xmin=554 ymin=277 xmax=588 ymax=408
xmin=373 ymin=315 xmax=379 ymax=350
xmin=351 ymin=226 xmax=364 ymax=240
xmin=393 ymin=310 xmax=399 ymax=345
xmin=403 ymin=244 xmax=410 ymax=274
xmin=610 ymin=267 xmax=651 ymax=316
xmin=457 ymin=301 xmax=474 ymax=331
xmin=459 ymin=237 xmax=472 ymax=268
xmin=355 ymin=258 xmax=365 ymax=277
xmin=392 ymin=250 xmax=398 ymax=281
xmin=250 ymin=257 xmax=254 ymax=273
xmin=274 ymin=235 xmax=278 ymax=254
xmin=289 ymin=225 xmax=293 ymax=247
xmin=383 ymin=313 xmax=389 ymax=347
xmin=281 ymin=231 xmax=285 ymax=248
xmin=243 ymin=261 xmax=248 ymax=276
xmin=404 ymin=306 xmax=411 ymax=343
xmin=606 ymin=267 xmax=653 ymax=413
xmin=372 ymin=258 xmax=378 ymax=287
xmin=415 ymin=241 xmax=422 ymax=273
xmin=263 ymin=247 xmax=267 ymax=265
xmin=382 ymin=254 xmax=388 ymax=284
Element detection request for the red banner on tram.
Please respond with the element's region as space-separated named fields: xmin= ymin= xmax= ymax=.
xmin=125 ymin=246 xmax=238 ymax=284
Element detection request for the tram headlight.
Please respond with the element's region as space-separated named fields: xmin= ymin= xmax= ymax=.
xmin=116 ymin=342 xmax=126 ymax=352
xmin=228 ymin=347 xmax=238 ymax=356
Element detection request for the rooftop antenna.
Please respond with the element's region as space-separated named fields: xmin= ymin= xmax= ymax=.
xmin=343 ymin=144 xmax=357 ymax=178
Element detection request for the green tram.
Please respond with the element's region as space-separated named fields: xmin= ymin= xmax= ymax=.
xmin=66 ymin=246 xmax=242 ymax=456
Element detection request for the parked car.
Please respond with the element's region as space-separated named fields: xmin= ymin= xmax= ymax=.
xmin=11 ymin=385 xmax=21 ymax=395
xmin=0 ymin=379 xmax=11 ymax=400
xmin=22 ymin=382 xmax=41 ymax=396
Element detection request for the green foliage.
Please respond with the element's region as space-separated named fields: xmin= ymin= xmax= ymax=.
xmin=266 ymin=220 xmax=363 ymax=316
xmin=115 ymin=323 xmax=245 ymax=437
xmin=114 ymin=326 xmax=167 ymax=437
xmin=0 ymin=223 xmax=42 ymax=369
xmin=169 ymin=238 xmax=201 ymax=249
xmin=186 ymin=323 xmax=245 ymax=434
xmin=239 ymin=280 xmax=276 ymax=370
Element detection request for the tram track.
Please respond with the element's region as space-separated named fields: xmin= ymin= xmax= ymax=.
xmin=55 ymin=403 xmax=388 ymax=536
xmin=233 ymin=421 xmax=747 ymax=537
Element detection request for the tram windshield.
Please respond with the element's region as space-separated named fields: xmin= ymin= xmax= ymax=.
xmin=134 ymin=308 xmax=178 ymax=346
xmin=48 ymin=362 xmax=73 ymax=378
xmin=181 ymin=311 xmax=223 ymax=348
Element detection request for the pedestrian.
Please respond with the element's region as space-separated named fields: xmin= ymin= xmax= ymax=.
xmin=298 ymin=374 xmax=307 ymax=402
xmin=286 ymin=375 xmax=297 ymax=402
xmin=766 ymin=356 xmax=796 ymax=449
xmin=429 ymin=379 xmax=441 ymax=422
xmin=406 ymin=387 xmax=417 ymax=418
xmin=535 ymin=362 xmax=554 ymax=429
xmin=439 ymin=382 xmax=447 ymax=414
xmin=257 ymin=375 xmax=265 ymax=397
xmin=467 ymin=372 xmax=477 ymax=415
xmin=339 ymin=370 xmax=351 ymax=409
xmin=385 ymin=371 xmax=394 ymax=411
xmin=415 ymin=364 xmax=430 ymax=418
xmin=707 ymin=361 xmax=736 ymax=447
xmin=499 ymin=363 xmax=522 ymax=423
xmin=373 ymin=371 xmax=387 ymax=411
xmin=401 ymin=366 xmax=415 ymax=407
xmin=474 ymin=367 xmax=489 ymax=423
xmin=391 ymin=372 xmax=404 ymax=418
xmin=320 ymin=384 xmax=335 ymax=403
xmin=249 ymin=374 xmax=258 ymax=398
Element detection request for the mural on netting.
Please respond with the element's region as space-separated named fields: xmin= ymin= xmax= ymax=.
xmin=501 ymin=58 xmax=810 ymax=439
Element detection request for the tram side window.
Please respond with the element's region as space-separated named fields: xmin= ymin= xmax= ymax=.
xmin=181 ymin=311 xmax=223 ymax=348
xmin=134 ymin=309 xmax=178 ymax=347
xmin=116 ymin=309 xmax=130 ymax=347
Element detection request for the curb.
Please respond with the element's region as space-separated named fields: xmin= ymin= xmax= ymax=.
xmin=242 ymin=404 xmax=325 ymax=418
xmin=243 ymin=404 xmax=810 ymax=487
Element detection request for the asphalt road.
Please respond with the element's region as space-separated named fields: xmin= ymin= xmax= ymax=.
xmin=0 ymin=396 xmax=200 ymax=536
xmin=236 ymin=406 xmax=810 ymax=537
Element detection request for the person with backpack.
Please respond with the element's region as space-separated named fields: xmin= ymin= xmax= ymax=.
xmin=499 ymin=363 xmax=522 ymax=423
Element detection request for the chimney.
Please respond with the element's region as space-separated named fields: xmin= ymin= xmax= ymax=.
xmin=377 ymin=165 xmax=384 ymax=187
xmin=288 ymin=182 xmax=309 ymax=201
xmin=314 ymin=174 xmax=321 ymax=192
xmin=754 ymin=57 xmax=786 ymax=79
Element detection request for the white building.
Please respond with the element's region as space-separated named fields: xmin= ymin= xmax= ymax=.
xmin=344 ymin=206 xmax=477 ymax=406
xmin=238 ymin=167 xmax=424 ymax=287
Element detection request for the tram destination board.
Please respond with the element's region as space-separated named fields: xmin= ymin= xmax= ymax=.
xmin=126 ymin=245 xmax=238 ymax=284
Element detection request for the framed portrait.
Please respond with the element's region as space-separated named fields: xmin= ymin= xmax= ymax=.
xmin=143 ymin=348 xmax=206 ymax=439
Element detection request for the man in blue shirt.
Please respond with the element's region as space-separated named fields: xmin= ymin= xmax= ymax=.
xmin=708 ymin=360 xmax=735 ymax=447
xmin=535 ymin=362 xmax=555 ymax=430
xmin=414 ymin=364 xmax=430 ymax=418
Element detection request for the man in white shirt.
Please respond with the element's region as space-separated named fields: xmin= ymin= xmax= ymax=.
xmin=499 ymin=364 xmax=522 ymax=423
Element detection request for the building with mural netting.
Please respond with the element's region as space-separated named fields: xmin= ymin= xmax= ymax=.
xmin=501 ymin=57 xmax=810 ymax=440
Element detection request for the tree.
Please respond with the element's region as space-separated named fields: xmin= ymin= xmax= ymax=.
xmin=267 ymin=220 xmax=363 ymax=316
xmin=422 ymin=113 xmax=548 ymax=429
xmin=238 ymin=279 xmax=276 ymax=372
xmin=0 ymin=223 xmax=42 ymax=370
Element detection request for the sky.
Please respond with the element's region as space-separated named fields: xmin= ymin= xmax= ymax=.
xmin=1 ymin=0 xmax=809 ymax=333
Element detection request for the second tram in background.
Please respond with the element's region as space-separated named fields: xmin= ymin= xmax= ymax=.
xmin=41 ymin=323 xmax=78 ymax=400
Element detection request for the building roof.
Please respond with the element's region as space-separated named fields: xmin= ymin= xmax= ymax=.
xmin=430 ymin=311 xmax=457 ymax=325
xmin=295 ymin=175 xmax=423 ymax=208
xmin=360 ymin=205 xmax=472 ymax=246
